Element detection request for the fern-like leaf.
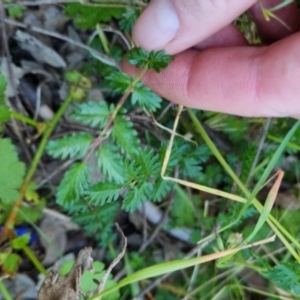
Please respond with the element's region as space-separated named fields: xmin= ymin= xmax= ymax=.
xmin=119 ymin=8 xmax=140 ymax=32
xmin=122 ymin=181 xmax=153 ymax=212
xmin=136 ymin=148 xmax=161 ymax=178
xmin=69 ymin=101 xmax=110 ymax=129
xmin=85 ymin=182 xmax=122 ymax=206
xmin=266 ymin=262 xmax=300 ymax=295
xmin=127 ymin=48 xmax=174 ymax=72
xmin=68 ymin=200 xmax=120 ymax=246
xmin=97 ymin=143 xmax=127 ymax=184
xmin=57 ymin=162 xmax=90 ymax=207
xmin=151 ymin=178 xmax=173 ymax=202
xmin=46 ymin=132 xmax=93 ymax=159
xmin=112 ymin=115 xmax=140 ymax=157
xmin=131 ymin=83 xmax=161 ymax=112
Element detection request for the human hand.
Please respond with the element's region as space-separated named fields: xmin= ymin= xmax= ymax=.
xmin=123 ymin=0 xmax=300 ymax=118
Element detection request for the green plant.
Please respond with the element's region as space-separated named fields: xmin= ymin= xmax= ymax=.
xmin=1 ymin=1 xmax=300 ymax=299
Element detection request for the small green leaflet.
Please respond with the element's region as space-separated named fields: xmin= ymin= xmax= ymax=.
xmin=131 ymin=83 xmax=162 ymax=112
xmin=57 ymin=162 xmax=90 ymax=207
xmin=266 ymin=262 xmax=300 ymax=295
xmin=64 ymin=3 xmax=125 ymax=29
xmin=105 ymin=71 xmax=132 ymax=93
xmin=0 ymin=139 xmax=25 ymax=204
xmin=151 ymin=178 xmax=173 ymax=202
xmin=136 ymin=148 xmax=160 ymax=178
xmin=112 ymin=115 xmax=140 ymax=157
xmin=122 ymin=181 xmax=153 ymax=212
xmin=127 ymin=48 xmax=174 ymax=73
xmin=97 ymin=143 xmax=127 ymax=184
xmin=85 ymin=182 xmax=122 ymax=206
xmin=119 ymin=8 xmax=140 ymax=32
xmin=69 ymin=101 xmax=110 ymax=129
xmin=46 ymin=132 xmax=93 ymax=159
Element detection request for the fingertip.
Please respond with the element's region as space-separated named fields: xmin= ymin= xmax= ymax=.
xmin=132 ymin=0 xmax=179 ymax=52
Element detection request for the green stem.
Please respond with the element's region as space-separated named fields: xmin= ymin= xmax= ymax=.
xmin=24 ymin=96 xmax=73 ymax=185
xmin=10 ymin=111 xmax=40 ymax=129
xmin=23 ymin=245 xmax=47 ymax=275
xmin=0 ymin=280 xmax=13 ymax=300
xmin=188 ymin=109 xmax=300 ymax=262
xmin=96 ymin=23 xmax=110 ymax=54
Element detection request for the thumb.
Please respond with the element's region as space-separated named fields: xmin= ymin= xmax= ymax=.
xmin=133 ymin=0 xmax=256 ymax=55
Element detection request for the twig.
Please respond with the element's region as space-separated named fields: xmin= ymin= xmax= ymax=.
xmin=245 ymin=117 xmax=272 ymax=186
xmin=132 ymin=238 xmax=213 ymax=300
xmin=3 ymin=18 xmax=119 ymax=69
xmin=95 ymin=223 xmax=127 ymax=297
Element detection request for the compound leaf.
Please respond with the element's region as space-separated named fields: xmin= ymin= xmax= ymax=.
xmin=127 ymin=48 xmax=173 ymax=72
xmin=0 ymin=138 xmax=25 ymax=204
xmin=85 ymin=182 xmax=122 ymax=206
xmin=57 ymin=162 xmax=90 ymax=207
xmin=69 ymin=101 xmax=110 ymax=129
xmin=97 ymin=143 xmax=127 ymax=184
xmin=131 ymin=84 xmax=162 ymax=112
xmin=112 ymin=115 xmax=140 ymax=157
xmin=46 ymin=132 xmax=93 ymax=159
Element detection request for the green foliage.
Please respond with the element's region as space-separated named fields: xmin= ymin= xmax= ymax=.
xmin=8 ymin=6 xmax=25 ymax=18
xmin=0 ymin=139 xmax=25 ymax=204
xmin=85 ymin=182 xmax=122 ymax=206
xmin=127 ymin=48 xmax=174 ymax=72
xmin=170 ymin=192 xmax=195 ymax=228
xmin=67 ymin=201 xmax=120 ymax=246
xmin=64 ymin=3 xmax=125 ymax=29
xmin=131 ymin=83 xmax=162 ymax=112
xmin=0 ymin=253 xmax=20 ymax=275
xmin=46 ymin=132 xmax=93 ymax=159
xmin=217 ymin=202 xmax=258 ymax=228
xmin=105 ymin=71 xmax=132 ymax=93
xmin=60 ymin=260 xmax=119 ymax=300
xmin=119 ymin=8 xmax=140 ymax=32
xmin=57 ymin=163 xmax=90 ymax=207
xmin=97 ymin=143 xmax=127 ymax=184
xmin=69 ymin=101 xmax=111 ymax=129
xmin=0 ymin=71 xmax=10 ymax=132
xmin=10 ymin=234 xmax=30 ymax=249
xmin=266 ymin=262 xmax=300 ymax=295
xmin=112 ymin=115 xmax=140 ymax=156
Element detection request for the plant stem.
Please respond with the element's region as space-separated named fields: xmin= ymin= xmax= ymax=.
xmin=10 ymin=111 xmax=40 ymax=129
xmin=0 ymin=280 xmax=13 ymax=300
xmin=23 ymin=245 xmax=47 ymax=275
xmin=1 ymin=96 xmax=73 ymax=239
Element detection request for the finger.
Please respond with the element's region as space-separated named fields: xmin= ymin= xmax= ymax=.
xmin=248 ymin=0 xmax=300 ymax=43
xmin=194 ymin=24 xmax=248 ymax=50
xmin=123 ymin=32 xmax=300 ymax=118
xmin=132 ymin=0 xmax=256 ymax=55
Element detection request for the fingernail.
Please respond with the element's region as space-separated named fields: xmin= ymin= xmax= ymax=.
xmin=133 ymin=0 xmax=179 ymax=50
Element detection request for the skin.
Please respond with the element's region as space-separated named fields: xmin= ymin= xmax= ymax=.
xmin=122 ymin=0 xmax=300 ymax=118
